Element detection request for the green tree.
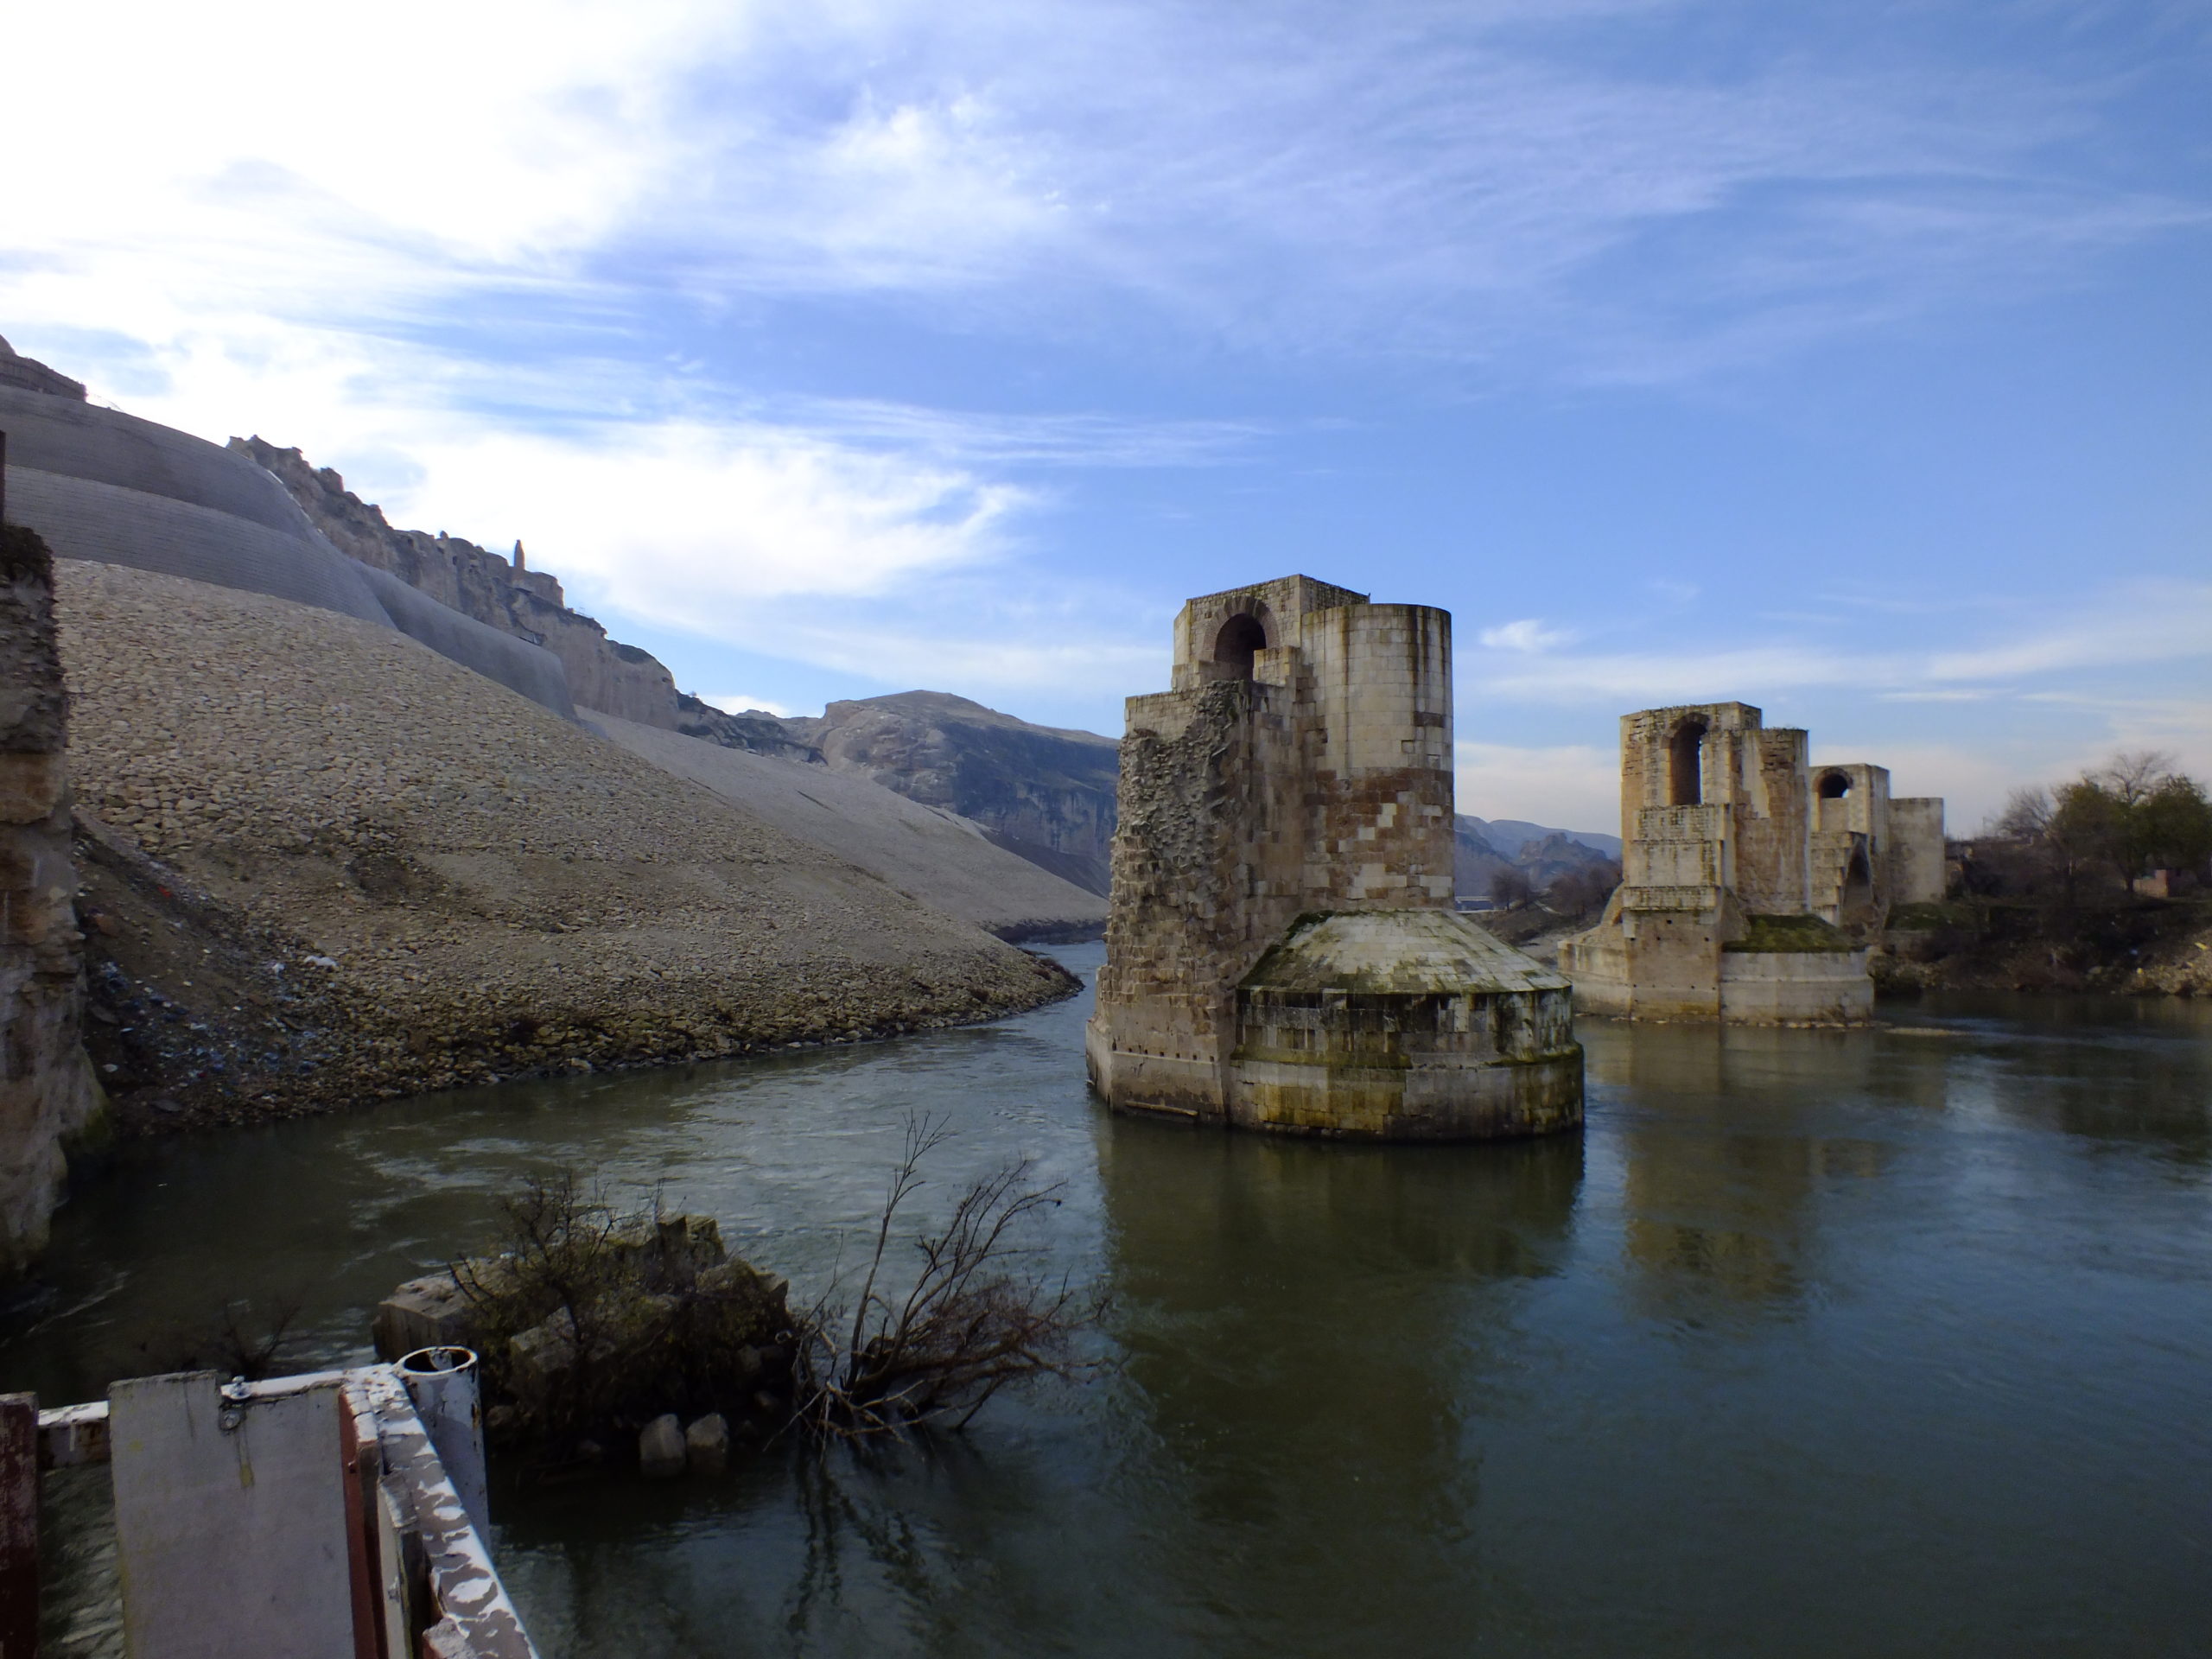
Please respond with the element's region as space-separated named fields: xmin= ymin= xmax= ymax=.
xmin=2139 ymin=773 xmax=2212 ymax=880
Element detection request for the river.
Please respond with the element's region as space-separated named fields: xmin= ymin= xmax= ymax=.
xmin=10 ymin=944 xmax=2211 ymax=1656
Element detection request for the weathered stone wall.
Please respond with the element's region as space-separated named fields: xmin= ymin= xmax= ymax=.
xmin=1566 ymin=700 xmax=1940 ymax=1024
xmin=0 ymin=524 xmax=99 ymax=1274
xmin=1888 ymin=798 xmax=1948 ymax=905
xmin=1087 ymin=575 xmax=1560 ymax=1137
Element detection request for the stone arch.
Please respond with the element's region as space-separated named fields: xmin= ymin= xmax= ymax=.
xmin=1212 ymin=612 xmax=1269 ymax=680
xmin=1839 ymin=844 xmax=1876 ymax=926
xmin=1818 ymin=771 xmax=1852 ymax=799
xmin=1668 ymin=715 xmax=1708 ymax=807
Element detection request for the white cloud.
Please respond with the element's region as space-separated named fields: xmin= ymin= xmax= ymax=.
xmin=705 ymin=694 xmax=804 ymax=719
xmin=1477 ymin=618 xmax=1574 ymax=652
xmin=1454 ymin=742 xmax=1621 ymax=835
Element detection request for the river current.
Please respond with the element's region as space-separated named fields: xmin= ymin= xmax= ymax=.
xmin=9 ymin=944 xmax=2211 ymax=1656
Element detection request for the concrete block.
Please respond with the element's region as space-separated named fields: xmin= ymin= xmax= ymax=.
xmin=110 ymin=1371 xmax=355 ymax=1658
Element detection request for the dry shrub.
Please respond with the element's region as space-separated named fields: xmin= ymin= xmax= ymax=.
xmin=791 ymin=1114 xmax=1102 ymax=1440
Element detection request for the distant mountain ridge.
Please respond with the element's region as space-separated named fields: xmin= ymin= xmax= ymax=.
xmin=783 ymin=691 xmax=1121 ymax=895
xmin=1454 ymin=816 xmax=1621 ymax=902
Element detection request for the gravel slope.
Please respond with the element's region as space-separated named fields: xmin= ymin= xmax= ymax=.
xmin=584 ymin=712 xmax=1105 ymax=942
xmin=54 ymin=561 xmax=1075 ymax=1125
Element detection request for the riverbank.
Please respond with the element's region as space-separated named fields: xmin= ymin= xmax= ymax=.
xmin=1875 ymin=897 xmax=2212 ymax=997
xmin=55 ymin=561 xmax=1079 ymax=1137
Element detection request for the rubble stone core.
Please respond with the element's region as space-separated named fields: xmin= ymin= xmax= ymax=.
xmin=1558 ymin=702 xmax=1945 ymax=1024
xmin=1086 ymin=575 xmax=1582 ymax=1140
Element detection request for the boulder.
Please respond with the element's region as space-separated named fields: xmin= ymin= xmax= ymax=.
xmin=684 ymin=1414 xmax=729 ymax=1477
xmin=372 ymin=1272 xmax=477 ymax=1362
xmin=639 ymin=1413 xmax=685 ymax=1479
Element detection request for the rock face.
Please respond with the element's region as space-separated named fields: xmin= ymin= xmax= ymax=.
xmin=786 ymin=691 xmax=1121 ymax=894
xmin=0 ymin=524 xmax=101 ymax=1275
xmin=234 ymin=439 xmax=818 ymax=761
xmin=0 ymin=384 xmax=574 ymax=717
xmin=0 ymin=335 xmax=86 ymax=400
xmin=587 ymin=712 xmax=1105 ymax=942
xmin=54 ymin=560 xmax=1077 ymax=1125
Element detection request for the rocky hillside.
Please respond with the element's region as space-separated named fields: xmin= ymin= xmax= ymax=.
xmin=785 ymin=692 xmax=1122 ymax=895
xmin=1454 ymin=817 xmax=1620 ymax=902
xmin=54 ymin=560 xmax=1075 ymax=1133
xmin=232 ymin=438 xmax=816 ymax=760
xmin=587 ymin=712 xmax=1105 ymax=942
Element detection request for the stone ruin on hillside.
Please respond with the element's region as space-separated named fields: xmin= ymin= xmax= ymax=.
xmin=1086 ymin=575 xmax=1583 ymax=1141
xmin=1558 ymin=701 xmax=1945 ymax=1024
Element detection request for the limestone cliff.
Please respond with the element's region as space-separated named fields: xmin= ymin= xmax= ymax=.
xmin=785 ymin=692 xmax=1122 ymax=895
xmin=231 ymin=439 xmax=818 ymax=762
xmin=0 ymin=524 xmax=100 ymax=1275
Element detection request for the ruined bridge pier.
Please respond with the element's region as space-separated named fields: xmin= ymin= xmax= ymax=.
xmin=1086 ymin=575 xmax=1582 ymax=1141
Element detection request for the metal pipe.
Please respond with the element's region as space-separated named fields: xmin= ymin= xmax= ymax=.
xmin=397 ymin=1347 xmax=489 ymax=1537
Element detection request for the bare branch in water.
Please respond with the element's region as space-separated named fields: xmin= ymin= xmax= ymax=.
xmin=793 ymin=1112 xmax=1103 ymax=1440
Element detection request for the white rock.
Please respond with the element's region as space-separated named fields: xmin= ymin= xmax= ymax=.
xmin=639 ymin=1413 xmax=685 ymax=1479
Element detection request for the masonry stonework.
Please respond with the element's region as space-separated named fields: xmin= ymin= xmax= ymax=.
xmin=1560 ymin=702 xmax=1944 ymax=1025
xmin=1086 ymin=576 xmax=1581 ymax=1140
xmin=0 ymin=523 xmax=101 ymax=1275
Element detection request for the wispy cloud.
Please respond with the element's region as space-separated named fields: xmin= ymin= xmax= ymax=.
xmin=1478 ymin=619 xmax=1576 ymax=652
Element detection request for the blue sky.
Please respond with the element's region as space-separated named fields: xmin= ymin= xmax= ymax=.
xmin=8 ymin=0 xmax=2208 ymax=830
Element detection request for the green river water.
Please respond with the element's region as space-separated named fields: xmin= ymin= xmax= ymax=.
xmin=7 ymin=943 xmax=2210 ymax=1656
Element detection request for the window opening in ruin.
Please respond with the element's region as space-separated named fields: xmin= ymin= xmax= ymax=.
xmin=1213 ymin=613 xmax=1268 ymax=680
xmin=1668 ymin=717 xmax=1707 ymax=806
xmin=1819 ymin=772 xmax=1852 ymax=799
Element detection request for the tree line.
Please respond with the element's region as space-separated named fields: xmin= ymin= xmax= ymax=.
xmin=1975 ymin=752 xmax=2212 ymax=900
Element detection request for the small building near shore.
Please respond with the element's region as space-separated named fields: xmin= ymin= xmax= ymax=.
xmin=1559 ymin=702 xmax=1944 ymax=1024
xmin=1085 ymin=575 xmax=1582 ymax=1141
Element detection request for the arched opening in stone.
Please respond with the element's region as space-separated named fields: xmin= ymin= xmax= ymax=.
xmin=1213 ymin=613 xmax=1268 ymax=680
xmin=1668 ymin=716 xmax=1707 ymax=806
xmin=1840 ymin=845 xmax=1876 ymax=926
xmin=1819 ymin=771 xmax=1852 ymax=799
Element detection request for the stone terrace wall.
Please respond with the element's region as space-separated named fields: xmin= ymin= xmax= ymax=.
xmin=0 ymin=525 xmax=100 ymax=1274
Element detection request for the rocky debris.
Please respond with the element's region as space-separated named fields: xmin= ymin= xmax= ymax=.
xmin=53 ymin=560 xmax=1078 ymax=1128
xmin=588 ymin=711 xmax=1105 ymax=942
xmin=378 ymin=1208 xmax=801 ymax=1473
xmin=0 ymin=523 xmax=104 ymax=1276
xmin=783 ymin=691 xmax=1122 ymax=895
xmin=231 ymin=438 xmax=819 ymax=760
xmin=638 ymin=1414 xmax=685 ymax=1478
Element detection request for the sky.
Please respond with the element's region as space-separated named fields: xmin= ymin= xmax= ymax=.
xmin=6 ymin=0 xmax=2208 ymax=832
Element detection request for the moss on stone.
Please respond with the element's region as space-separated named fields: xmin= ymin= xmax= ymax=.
xmin=1725 ymin=912 xmax=1856 ymax=953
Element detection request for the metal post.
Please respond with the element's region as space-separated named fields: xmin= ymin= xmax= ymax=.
xmin=0 ymin=1391 xmax=35 ymax=1659
xmin=397 ymin=1349 xmax=488 ymax=1538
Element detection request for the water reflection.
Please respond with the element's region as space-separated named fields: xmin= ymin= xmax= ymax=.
xmin=7 ymin=960 xmax=2212 ymax=1657
xmin=1095 ymin=1118 xmax=1581 ymax=1647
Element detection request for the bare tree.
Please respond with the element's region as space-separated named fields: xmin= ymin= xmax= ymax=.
xmin=792 ymin=1115 xmax=1100 ymax=1440
xmin=1989 ymin=786 xmax=2052 ymax=842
